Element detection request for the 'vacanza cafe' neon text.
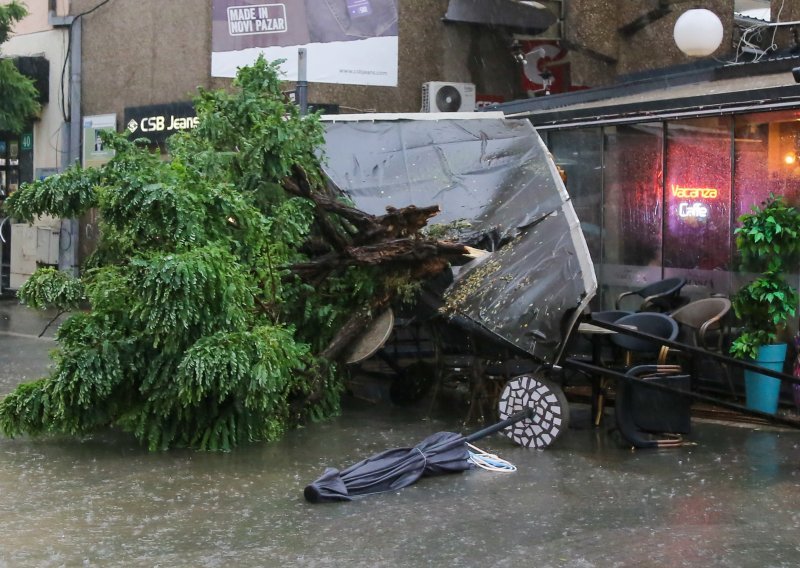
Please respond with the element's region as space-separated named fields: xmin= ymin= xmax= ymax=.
xmin=671 ymin=184 xmax=719 ymax=219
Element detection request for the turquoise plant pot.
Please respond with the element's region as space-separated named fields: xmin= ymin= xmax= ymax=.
xmin=744 ymin=343 xmax=787 ymax=415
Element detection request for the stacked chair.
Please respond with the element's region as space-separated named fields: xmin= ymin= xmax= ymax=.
xmin=615 ymin=365 xmax=692 ymax=448
xmin=592 ymin=311 xmax=680 ymax=428
xmin=591 ymin=279 xmax=733 ymax=447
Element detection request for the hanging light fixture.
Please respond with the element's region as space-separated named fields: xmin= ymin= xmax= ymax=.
xmin=673 ymin=9 xmax=723 ymax=57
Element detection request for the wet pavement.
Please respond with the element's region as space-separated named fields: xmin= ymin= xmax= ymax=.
xmin=1 ymin=299 xmax=799 ymax=567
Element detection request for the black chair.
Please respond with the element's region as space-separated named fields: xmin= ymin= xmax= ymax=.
xmin=615 ymin=365 xmax=691 ymax=448
xmin=615 ymin=277 xmax=687 ymax=312
xmin=592 ymin=312 xmax=679 ymax=426
xmin=610 ymin=312 xmax=680 ymax=367
xmin=564 ymin=310 xmax=631 ymax=361
xmin=584 ymin=310 xmax=633 ymax=365
xmin=591 ymin=310 xmax=633 ymax=323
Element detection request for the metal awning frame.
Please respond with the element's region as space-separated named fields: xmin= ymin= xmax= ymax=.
xmin=510 ymin=86 xmax=800 ymax=130
xmin=487 ymin=54 xmax=800 ymax=129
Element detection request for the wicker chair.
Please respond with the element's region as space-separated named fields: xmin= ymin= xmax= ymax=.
xmin=669 ymin=297 xmax=731 ymax=353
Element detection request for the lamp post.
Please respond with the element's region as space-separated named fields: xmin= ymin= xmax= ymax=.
xmin=673 ymin=8 xmax=723 ymax=57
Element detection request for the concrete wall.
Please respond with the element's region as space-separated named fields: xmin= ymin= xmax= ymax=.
xmin=3 ymin=0 xmax=70 ymax=172
xmin=567 ymin=0 xmax=734 ymax=87
xmin=72 ymin=0 xmax=227 ymax=119
xmin=1 ymin=0 xmax=69 ymax=35
xmin=3 ymin=28 xmax=68 ymax=172
xmin=67 ymin=1 xmax=794 ymax=123
xmin=306 ymin=1 xmax=523 ymax=111
xmin=306 ymin=0 xmax=449 ymax=113
xmin=72 ymin=0 xmax=522 ymax=116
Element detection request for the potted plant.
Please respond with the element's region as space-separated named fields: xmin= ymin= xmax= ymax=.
xmin=730 ymin=193 xmax=800 ymax=414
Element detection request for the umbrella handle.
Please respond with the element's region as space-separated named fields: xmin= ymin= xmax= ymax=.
xmin=464 ymin=408 xmax=534 ymax=443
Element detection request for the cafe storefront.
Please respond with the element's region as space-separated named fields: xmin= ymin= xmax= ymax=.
xmin=494 ymin=57 xmax=800 ymax=310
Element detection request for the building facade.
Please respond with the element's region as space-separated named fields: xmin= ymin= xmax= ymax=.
xmin=3 ymin=0 xmax=798 ymax=298
xmin=496 ymin=56 xmax=800 ymax=311
xmin=1 ymin=0 xmax=70 ymax=292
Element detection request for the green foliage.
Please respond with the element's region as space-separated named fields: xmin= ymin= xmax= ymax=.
xmin=192 ymin=57 xmax=325 ymax=192
xmin=734 ymin=193 xmax=800 ymax=273
xmin=4 ymin=165 xmax=101 ymax=222
xmin=17 ymin=268 xmax=85 ymax=311
xmin=0 ymin=1 xmax=26 ymax=44
xmin=730 ymin=194 xmax=800 ymax=359
xmin=0 ymin=55 xmax=360 ymax=450
xmin=730 ymin=274 xmax=798 ymax=359
xmin=129 ymin=246 xmax=252 ymax=350
xmin=117 ymin=325 xmax=321 ymax=451
xmin=0 ymin=2 xmax=41 ymax=133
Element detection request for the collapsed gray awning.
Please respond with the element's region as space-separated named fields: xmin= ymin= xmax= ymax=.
xmin=443 ymin=0 xmax=557 ymax=35
xmin=320 ymin=113 xmax=596 ymax=364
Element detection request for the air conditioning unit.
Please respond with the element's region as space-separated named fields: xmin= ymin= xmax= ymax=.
xmin=421 ymin=82 xmax=476 ymax=113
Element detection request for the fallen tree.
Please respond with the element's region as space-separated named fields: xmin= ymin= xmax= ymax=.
xmin=0 ymin=57 xmax=467 ymax=450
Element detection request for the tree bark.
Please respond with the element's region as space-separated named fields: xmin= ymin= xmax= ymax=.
xmin=292 ymin=238 xmax=469 ymax=274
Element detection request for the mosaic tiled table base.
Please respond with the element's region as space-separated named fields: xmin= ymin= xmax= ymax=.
xmin=498 ymin=375 xmax=567 ymax=448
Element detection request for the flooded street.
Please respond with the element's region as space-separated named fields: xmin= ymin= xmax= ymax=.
xmin=2 ymin=301 xmax=800 ymax=567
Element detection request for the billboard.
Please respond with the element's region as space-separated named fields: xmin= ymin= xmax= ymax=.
xmin=211 ymin=0 xmax=398 ymax=86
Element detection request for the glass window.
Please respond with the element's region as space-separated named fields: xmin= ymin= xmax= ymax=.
xmin=663 ymin=117 xmax=732 ymax=290
xmin=0 ymin=134 xmax=19 ymax=293
xmin=0 ymin=136 xmax=20 ymax=199
xmin=542 ymin=108 xmax=800 ymax=305
xmin=547 ymin=128 xmax=603 ymax=262
xmin=733 ymin=110 xmax=800 ymax=294
xmin=734 ymin=110 xmax=800 ymax=216
xmin=601 ymin=123 xmax=664 ymax=306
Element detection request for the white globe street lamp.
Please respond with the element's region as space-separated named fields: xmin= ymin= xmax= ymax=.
xmin=673 ymin=9 xmax=724 ymax=56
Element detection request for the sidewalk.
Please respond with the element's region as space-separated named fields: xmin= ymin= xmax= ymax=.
xmin=0 ymin=296 xmax=68 ymax=340
xmin=0 ymin=297 xmax=67 ymax=394
xmin=1 ymin=300 xmax=799 ymax=566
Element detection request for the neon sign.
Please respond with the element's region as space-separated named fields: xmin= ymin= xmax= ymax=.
xmin=678 ymin=202 xmax=708 ymax=219
xmin=671 ymin=184 xmax=718 ymax=199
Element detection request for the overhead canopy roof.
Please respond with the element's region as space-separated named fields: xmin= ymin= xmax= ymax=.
xmin=443 ymin=0 xmax=557 ymax=35
xmin=486 ymin=55 xmax=800 ymax=128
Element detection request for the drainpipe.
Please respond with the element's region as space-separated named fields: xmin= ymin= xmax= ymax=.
xmin=48 ymin=2 xmax=80 ymax=276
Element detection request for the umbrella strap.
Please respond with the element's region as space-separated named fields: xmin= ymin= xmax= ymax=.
xmin=467 ymin=443 xmax=517 ymax=473
xmin=414 ymin=447 xmax=427 ymax=469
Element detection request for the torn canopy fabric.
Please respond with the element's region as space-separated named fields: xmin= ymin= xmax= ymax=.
xmin=320 ymin=115 xmax=597 ymax=364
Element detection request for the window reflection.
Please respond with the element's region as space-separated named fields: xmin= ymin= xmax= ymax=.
xmin=543 ymin=109 xmax=800 ymax=304
xmin=733 ymin=110 xmax=800 ymax=295
xmin=596 ymin=124 xmax=664 ymax=305
xmin=664 ymin=117 xmax=731 ymax=273
xmin=547 ymin=128 xmax=602 ymax=261
xmin=603 ymin=124 xmax=663 ymax=268
xmin=734 ymin=111 xmax=800 ymax=217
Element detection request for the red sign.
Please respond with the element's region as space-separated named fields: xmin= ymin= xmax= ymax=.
xmin=519 ymin=40 xmax=587 ymax=96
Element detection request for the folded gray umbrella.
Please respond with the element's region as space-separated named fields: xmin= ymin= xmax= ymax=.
xmin=304 ymin=408 xmax=533 ymax=503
